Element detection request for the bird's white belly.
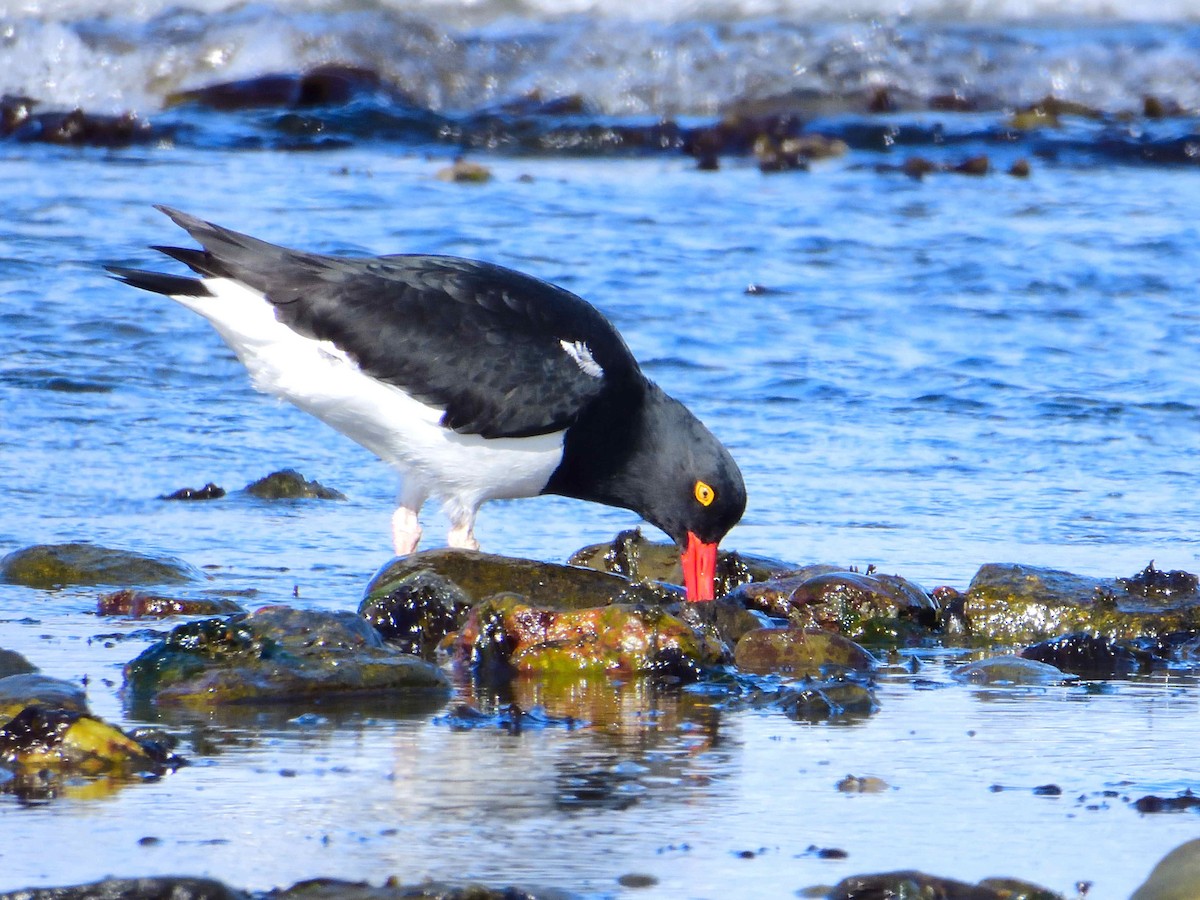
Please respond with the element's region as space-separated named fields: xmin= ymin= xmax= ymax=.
xmin=174 ymin=278 xmax=565 ymax=509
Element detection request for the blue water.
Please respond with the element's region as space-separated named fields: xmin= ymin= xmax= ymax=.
xmin=4 ymin=4 xmax=1200 ymax=897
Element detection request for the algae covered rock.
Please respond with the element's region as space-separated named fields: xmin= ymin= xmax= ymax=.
xmin=826 ymin=869 xmax=1061 ymax=900
xmin=0 ymin=672 xmax=183 ymax=800
xmin=0 ymin=543 xmax=201 ymax=589
xmin=734 ymin=627 xmax=877 ymax=677
xmin=124 ymin=606 xmax=450 ymax=704
xmin=450 ymin=595 xmax=724 ymax=680
xmin=965 ymin=562 xmax=1200 ymax=644
xmin=787 ymin=569 xmax=940 ymax=642
xmin=367 ymin=548 xmax=666 ymax=610
xmin=98 ymin=589 xmax=247 ymax=618
xmin=722 ymin=565 xmax=844 ymax=618
xmin=723 ymin=566 xmax=939 ymax=643
xmin=243 ymin=469 xmax=345 ymax=500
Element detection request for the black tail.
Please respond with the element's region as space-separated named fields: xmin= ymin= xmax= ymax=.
xmin=106 ymin=265 xmax=211 ymax=298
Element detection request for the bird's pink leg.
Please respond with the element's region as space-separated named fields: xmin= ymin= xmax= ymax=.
xmin=391 ymin=484 xmax=427 ymax=556
xmin=447 ymin=520 xmax=480 ymax=551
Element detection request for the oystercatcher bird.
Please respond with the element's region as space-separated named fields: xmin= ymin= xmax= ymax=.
xmin=108 ymin=206 xmax=746 ymax=601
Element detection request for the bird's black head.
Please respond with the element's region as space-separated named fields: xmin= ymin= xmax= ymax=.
xmin=547 ymin=379 xmax=746 ymax=601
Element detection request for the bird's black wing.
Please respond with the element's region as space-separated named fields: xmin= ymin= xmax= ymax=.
xmin=154 ymin=206 xmax=643 ymax=439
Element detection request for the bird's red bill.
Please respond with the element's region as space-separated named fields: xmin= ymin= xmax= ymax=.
xmin=682 ymin=531 xmax=718 ymax=602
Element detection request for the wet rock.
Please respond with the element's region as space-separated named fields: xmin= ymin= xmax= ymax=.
xmin=0 ymin=672 xmax=183 ymax=800
xmin=0 ymin=542 xmax=201 ymax=589
xmin=734 ymin=627 xmax=877 ymax=678
xmin=901 ymin=155 xmax=937 ymax=179
xmin=160 ymin=482 xmax=226 ymax=501
xmin=6 ymin=108 xmax=160 ymax=146
xmin=367 ymin=548 xmax=664 ymax=611
xmin=775 ymin=678 xmax=877 ymax=719
xmin=0 ymin=706 xmax=155 ymax=774
xmin=672 ymin=596 xmax=769 ymax=654
xmin=123 ymin=607 xmax=450 ymax=705
xmin=0 ymin=649 xmax=37 ymax=679
xmin=436 ymin=157 xmax=492 ymax=182
xmin=826 ymin=870 xmax=1060 ymax=900
xmin=358 ymin=569 xmax=469 ymax=658
xmin=965 ymin=562 xmax=1200 ymax=644
xmin=0 ymin=673 xmax=88 ymax=718
xmin=1133 ymin=792 xmax=1200 ymax=814
xmin=1119 ymin=561 xmax=1200 ymax=599
xmin=432 ymin=702 xmax=581 ymax=733
xmin=1021 ymin=632 xmax=1154 ymax=676
xmin=567 ymin=528 xmax=793 ymax=597
xmin=950 ymin=654 xmax=1074 ymax=685
xmin=721 ymin=565 xmax=844 ymax=618
xmin=836 ymin=774 xmax=890 ymax=793
xmin=786 ymin=569 xmax=940 ymax=643
xmin=1008 ymin=157 xmax=1032 ymax=177
xmin=243 ymin=469 xmax=346 ymax=500
xmin=269 ymin=878 xmax=568 ymax=899
xmin=929 ymin=91 xmax=979 ymax=112
xmin=0 ymin=878 xmax=246 ymax=899
xmin=1131 ymin=838 xmax=1200 ymax=900
xmin=167 ymin=64 xmax=391 ymax=111
xmin=953 ymin=154 xmax=990 ymax=176
xmin=449 ymin=595 xmax=723 ymax=681
xmin=0 ymin=94 xmax=37 ymax=134
xmin=98 ymin=589 xmax=246 ymax=619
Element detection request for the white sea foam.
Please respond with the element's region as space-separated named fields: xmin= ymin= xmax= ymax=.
xmin=2 ymin=0 xmax=1199 ymax=115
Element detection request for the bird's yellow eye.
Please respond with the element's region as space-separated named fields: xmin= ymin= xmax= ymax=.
xmin=694 ymin=480 xmax=715 ymax=507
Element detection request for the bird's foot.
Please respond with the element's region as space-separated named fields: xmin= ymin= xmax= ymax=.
xmin=447 ymin=523 xmax=480 ymax=552
xmin=391 ymin=507 xmax=422 ymax=556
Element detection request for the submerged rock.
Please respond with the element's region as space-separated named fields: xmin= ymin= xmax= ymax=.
xmin=243 ymin=469 xmax=346 ymax=500
xmin=0 ymin=543 xmax=201 ymax=589
xmin=734 ymin=627 xmax=877 ymax=678
xmin=124 ymin=606 xmax=449 ymax=705
xmin=160 ymin=482 xmax=226 ymax=501
xmin=450 ymin=595 xmax=724 ymax=680
xmin=367 ymin=548 xmax=665 ymax=610
xmin=966 ymin=562 xmax=1200 ymax=644
xmin=98 ymin=589 xmax=246 ymax=619
xmin=950 ymin=654 xmax=1074 ymax=686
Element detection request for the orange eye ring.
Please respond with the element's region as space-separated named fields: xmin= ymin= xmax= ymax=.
xmin=694 ymin=480 xmax=715 ymax=507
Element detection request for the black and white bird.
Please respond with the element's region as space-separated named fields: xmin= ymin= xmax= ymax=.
xmin=108 ymin=206 xmax=746 ymax=602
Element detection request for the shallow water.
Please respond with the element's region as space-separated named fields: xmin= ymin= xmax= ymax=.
xmin=5 ymin=2 xmax=1200 ymax=896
